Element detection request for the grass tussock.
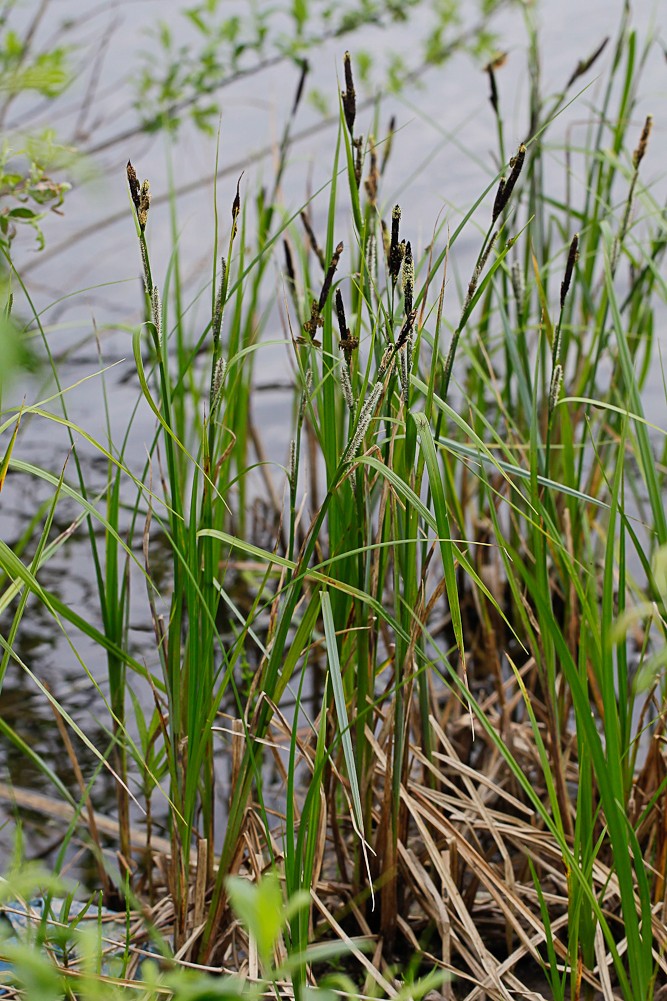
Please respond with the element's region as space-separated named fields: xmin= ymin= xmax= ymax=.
xmin=1 ymin=5 xmax=667 ymax=1000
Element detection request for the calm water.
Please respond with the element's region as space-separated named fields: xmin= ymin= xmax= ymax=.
xmin=1 ymin=0 xmax=665 ymax=867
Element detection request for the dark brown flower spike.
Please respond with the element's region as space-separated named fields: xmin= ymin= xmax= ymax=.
xmin=632 ymin=115 xmax=652 ymax=169
xmin=284 ymin=240 xmax=296 ymax=296
xmin=492 ymin=144 xmax=526 ymax=222
xmin=335 ymin=289 xmax=358 ymax=364
xmin=396 ymin=308 xmax=417 ymax=351
xmin=353 ymin=136 xmax=363 ymax=189
xmin=138 ymin=180 xmax=151 ymax=231
xmin=127 ymin=161 xmax=140 ymax=213
xmin=566 ymin=37 xmax=609 ymax=89
xmin=303 ymin=241 xmax=344 ymax=338
xmin=335 ymin=288 xmax=347 ymax=341
xmin=127 ymin=161 xmax=150 ymax=231
xmin=388 ymin=205 xmax=403 ymax=282
xmin=231 ymin=172 xmax=243 ymax=239
xmin=317 ymin=241 xmax=344 ymax=314
xmin=560 ymin=233 xmax=579 ymax=310
xmin=486 ymin=64 xmax=499 ymax=115
xmin=553 ymin=233 xmax=578 ymax=369
xmin=342 ymin=51 xmax=356 ymax=137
